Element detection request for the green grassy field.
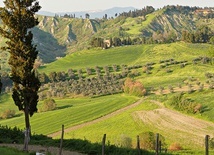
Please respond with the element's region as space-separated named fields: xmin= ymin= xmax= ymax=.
xmin=60 ymin=95 xmax=213 ymax=150
xmin=0 ymin=147 xmax=30 ymax=155
xmin=0 ymin=94 xmax=138 ymax=135
xmin=39 ymin=42 xmax=213 ymax=74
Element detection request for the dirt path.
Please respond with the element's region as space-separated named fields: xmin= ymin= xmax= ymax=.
xmin=135 ymin=100 xmax=214 ymax=146
xmin=0 ymin=143 xmax=85 ymax=155
xmin=48 ymin=98 xmax=144 ymax=137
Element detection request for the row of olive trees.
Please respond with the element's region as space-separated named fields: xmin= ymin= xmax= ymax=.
xmin=38 ymin=64 xmax=139 ymax=84
xmin=39 ymin=74 xmax=125 ymax=100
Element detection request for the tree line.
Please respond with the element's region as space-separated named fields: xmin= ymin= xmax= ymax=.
xmin=181 ymin=26 xmax=214 ymax=43
xmin=118 ymin=6 xmax=155 ymax=18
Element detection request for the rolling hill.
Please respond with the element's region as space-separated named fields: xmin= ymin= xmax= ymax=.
xmin=0 ymin=42 xmax=213 ymax=153
xmin=0 ymin=5 xmax=213 ymax=68
xmin=0 ymin=5 xmax=214 ymax=154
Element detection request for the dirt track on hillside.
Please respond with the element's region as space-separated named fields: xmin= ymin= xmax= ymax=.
xmin=48 ymin=98 xmax=144 ymax=137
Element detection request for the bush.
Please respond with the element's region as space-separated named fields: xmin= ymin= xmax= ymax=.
xmin=1 ymin=109 xmax=16 ymax=119
xmin=169 ymin=93 xmax=202 ymax=114
xmin=139 ymin=132 xmax=165 ymax=150
xmin=210 ymin=137 xmax=214 ymax=149
xmin=168 ymin=142 xmax=182 ymax=151
xmin=0 ymin=125 xmax=23 ymax=143
xmin=39 ymin=98 xmax=56 ymax=112
xmin=123 ymin=78 xmax=146 ymax=97
xmin=115 ymin=134 xmax=132 ymax=148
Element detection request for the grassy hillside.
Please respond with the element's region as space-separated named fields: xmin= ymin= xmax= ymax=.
xmin=39 ymin=42 xmax=213 ymax=74
xmin=0 ymin=94 xmax=138 ymax=135
xmin=37 ymin=41 xmax=214 ymax=120
xmin=61 ymin=96 xmax=214 ymax=150
xmin=0 ymin=6 xmax=213 ymax=68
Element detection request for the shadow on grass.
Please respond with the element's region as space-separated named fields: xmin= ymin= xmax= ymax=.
xmin=57 ymin=105 xmax=73 ymax=110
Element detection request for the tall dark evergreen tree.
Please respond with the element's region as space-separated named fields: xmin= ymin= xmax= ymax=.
xmin=0 ymin=0 xmax=41 ymax=151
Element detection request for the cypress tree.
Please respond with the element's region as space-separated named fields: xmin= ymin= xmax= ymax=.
xmin=0 ymin=0 xmax=41 ymax=151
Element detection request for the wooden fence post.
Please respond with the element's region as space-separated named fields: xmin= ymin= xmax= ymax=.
xmin=137 ymin=135 xmax=141 ymax=155
xmin=159 ymin=140 xmax=161 ymax=153
xmin=205 ymin=135 xmax=209 ymax=155
xmin=102 ymin=134 xmax=106 ymax=155
xmin=156 ymin=133 xmax=159 ymax=155
xmin=59 ymin=125 xmax=64 ymax=155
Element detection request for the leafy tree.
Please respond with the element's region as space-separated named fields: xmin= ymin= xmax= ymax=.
xmin=85 ymin=13 xmax=90 ymax=19
xmin=49 ymin=72 xmax=57 ymax=82
xmin=0 ymin=0 xmax=41 ymax=151
xmin=123 ymin=78 xmax=146 ymax=97
xmin=39 ymin=98 xmax=56 ymax=112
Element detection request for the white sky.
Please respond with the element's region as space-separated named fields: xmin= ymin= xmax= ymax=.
xmin=0 ymin=0 xmax=214 ymax=12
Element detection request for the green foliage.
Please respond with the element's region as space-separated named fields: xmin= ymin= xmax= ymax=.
xmin=1 ymin=109 xmax=15 ymax=119
xmin=0 ymin=125 xmax=154 ymax=155
xmin=168 ymin=93 xmax=203 ymax=114
xmin=139 ymin=132 xmax=165 ymax=150
xmin=115 ymin=134 xmax=132 ymax=148
xmin=139 ymin=132 xmax=155 ymax=150
xmin=210 ymin=137 xmax=214 ymax=149
xmin=39 ymin=98 xmax=56 ymax=112
xmin=210 ymin=36 xmax=214 ymax=44
xmin=0 ymin=125 xmax=23 ymax=143
xmin=0 ymin=0 xmax=41 ymax=119
xmin=123 ymin=78 xmax=146 ymax=97
xmin=0 ymin=147 xmax=31 ymax=155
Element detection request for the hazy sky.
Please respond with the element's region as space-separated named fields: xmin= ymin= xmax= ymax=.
xmin=0 ymin=0 xmax=214 ymax=12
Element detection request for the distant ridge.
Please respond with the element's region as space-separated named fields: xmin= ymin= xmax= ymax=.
xmin=38 ymin=7 xmax=136 ymax=18
xmin=37 ymin=11 xmax=55 ymax=17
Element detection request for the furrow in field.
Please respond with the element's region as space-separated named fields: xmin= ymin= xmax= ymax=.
xmin=135 ymin=101 xmax=214 ymax=146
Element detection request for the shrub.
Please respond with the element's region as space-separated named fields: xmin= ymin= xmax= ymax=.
xmin=210 ymin=137 xmax=214 ymax=149
xmin=209 ymin=84 xmax=214 ymax=89
xmin=168 ymin=85 xmax=174 ymax=93
xmin=178 ymin=83 xmax=182 ymax=88
xmin=168 ymin=142 xmax=182 ymax=151
xmin=139 ymin=132 xmax=155 ymax=150
xmin=159 ymin=86 xmax=164 ymax=94
xmin=123 ymin=78 xmax=146 ymax=97
xmin=1 ymin=109 xmax=16 ymax=119
xmin=169 ymin=93 xmax=202 ymax=114
xmin=115 ymin=134 xmax=132 ymax=148
xmin=139 ymin=132 xmax=165 ymax=150
xmin=39 ymin=98 xmax=56 ymax=112
xmin=198 ymin=84 xmax=204 ymax=91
